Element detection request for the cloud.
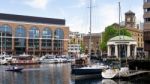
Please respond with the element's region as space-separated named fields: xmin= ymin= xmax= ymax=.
xmin=24 ymin=0 xmax=50 ymax=10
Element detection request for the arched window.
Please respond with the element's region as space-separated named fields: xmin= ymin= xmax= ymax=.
xmin=41 ymin=28 xmax=52 ymax=53
xmin=0 ymin=24 xmax=12 ymax=53
xmin=15 ymin=25 xmax=26 ymax=47
xmin=54 ymin=28 xmax=64 ymax=39
xmin=28 ymin=26 xmax=40 ymax=53
xmin=15 ymin=25 xmax=26 ymax=37
xmin=29 ymin=26 xmax=39 ymax=38
xmin=54 ymin=28 xmax=64 ymax=54
xmin=0 ymin=24 xmax=12 ymax=34
xmin=42 ymin=27 xmax=52 ymax=38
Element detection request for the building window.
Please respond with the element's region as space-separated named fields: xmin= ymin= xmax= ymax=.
xmin=144 ymin=18 xmax=150 ymax=22
xmin=54 ymin=28 xmax=64 ymax=54
xmin=0 ymin=24 xmax=12 ymax=51
xmin=29 ymin=26 xmax=40 ymax=38
xmin=144 ymin=0 xmax=150 ymax=3
xmin=28 ymin=26 xmax=40 ymax=49
xmin=0 ymin=24 xmax=12 ymax=34
xmin=41 ymin=27 xmax=52 ymax=48
xmin=144 ymin=8 xmax=150 ymax=13
xmin=15 ymin=25 xmax=26 ymax=47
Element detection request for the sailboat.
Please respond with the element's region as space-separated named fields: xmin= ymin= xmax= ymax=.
xmin=101 ymin=2 xmax=129 ymax=79
xmin=71 ymin=0 xmax=108 ymax=77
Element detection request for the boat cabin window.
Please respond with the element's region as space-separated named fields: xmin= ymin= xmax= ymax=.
xmin=0 ymin=57 xmax=5 ymax=60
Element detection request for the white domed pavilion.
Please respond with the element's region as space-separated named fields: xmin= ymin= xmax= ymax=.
xmin=107 ymin=35 xmax=137 ymax=59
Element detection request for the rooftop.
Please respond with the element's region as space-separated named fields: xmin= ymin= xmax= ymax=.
xmin=109 ymin=35 xmax=135 ymax=41
xmin=125 ymin=10 xmax=135 ymax=15
xmin=0 ymin=13 xmax=65 ymax=25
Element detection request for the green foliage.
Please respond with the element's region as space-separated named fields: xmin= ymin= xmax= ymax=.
xmin=100 ymin=41 xmax=107 ymax=51
xmin=100 ymin=24 xmax=131 ymax=51
xmin=80 ymin=42 xmax=85 ymax=54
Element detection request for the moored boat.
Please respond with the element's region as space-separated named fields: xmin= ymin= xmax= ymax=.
xmin=10 ymin=53 xmax=40 ymax=65
xmin=39 ymin=54 xmax=57 ymax=63
xmin=0 ymin=52 xmax=12 ymax=64
xmin=101 ymin=67 xmax=129 ymax=79
xmin=5 ymin=66 xmax=23 ymax=72
xmin=101 ymin=68 xmax=119 ymax=79
xmin=72 ymin=63 xmax=108 ymax=75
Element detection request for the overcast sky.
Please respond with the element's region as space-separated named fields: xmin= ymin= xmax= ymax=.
xmin=0 ymin=0 xmax=143 ymax=33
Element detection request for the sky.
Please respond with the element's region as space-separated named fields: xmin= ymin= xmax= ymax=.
xmin=0 ymin=0 xmax=143 ymax=34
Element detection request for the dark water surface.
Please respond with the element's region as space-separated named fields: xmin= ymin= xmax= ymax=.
xmin=0 ymin=63 xmax=150 ymax=84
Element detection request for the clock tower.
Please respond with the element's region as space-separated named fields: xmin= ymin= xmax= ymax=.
xmin=125 ymin=10 xmax=135 ymax=28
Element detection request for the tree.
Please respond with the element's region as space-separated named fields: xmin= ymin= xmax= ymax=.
xmin=80 ymin=41 xmax=85 ymax=54
xmin=100 ymin=24 xmax=131 ymax=51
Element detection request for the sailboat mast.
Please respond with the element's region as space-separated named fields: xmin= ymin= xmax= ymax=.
xmin=118 ymin=2 xmax=121 ymax=78
xmin=119 ymin=2 xmax=121 ymax=37
xmin=89 ymin=0 xmax=92 ymax=57
xmin=1 ymin=31 xmax=2 ymax=55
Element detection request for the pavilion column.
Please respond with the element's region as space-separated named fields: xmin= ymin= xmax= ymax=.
xmin=127 ymin=44 xmax=130 ymax=57
xmin=134 ymin=45 xmax=137 ymax=59
xmin=107 ymin=45 xmax=111 ymax=56
xmin=115 ymin=44 xmax=118 ymax=58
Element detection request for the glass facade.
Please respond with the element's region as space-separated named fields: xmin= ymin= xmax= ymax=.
xmin=41 ymin=28 xmax=52 ymax=54
xmin=0 ymin=24 xmax=12 ymax=54
xmin=0 ymin=24 xmax=66 ymax=56
xmin=28 ymin=26 xmax=40 ymax=55
xmin=15 ymin=25 xmax=26 ymax=54
xmin=54 ymin=28 xmax=64 ymax=55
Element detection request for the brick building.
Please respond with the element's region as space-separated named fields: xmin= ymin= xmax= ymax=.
xmin=0 ymin=13 xmax=69 ymax=56
xmin=83 ymin=33 xmax=101 ymax=56
xmin=125 ymin=11 xmax=144 ymax=50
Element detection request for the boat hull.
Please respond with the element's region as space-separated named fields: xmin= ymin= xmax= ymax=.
xmin=71 ymin=68 xmax=103 ymax=75
xmin=101 ymin=69 xmax=119 ymax=79
xmin=6 ymin=68 xmax=23 ymax=72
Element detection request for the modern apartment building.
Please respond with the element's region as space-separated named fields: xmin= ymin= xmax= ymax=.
xmin=143 ymin=0 xmax=150 ymax=55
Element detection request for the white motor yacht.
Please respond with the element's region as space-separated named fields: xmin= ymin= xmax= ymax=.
xmin=39 ymin=54 xmax=56 ymax=63
xmin=101 ymin=67 xmax=129 ymax=79
xmin=0 ymin=52 xmax=12 ymax=64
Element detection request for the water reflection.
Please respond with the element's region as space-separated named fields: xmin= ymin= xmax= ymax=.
xmin=0 ymin=64 xmax=72 ymax=84
xmin=0 ymin=64 xmax=150 ymax=84
xmin=101 ymin=79 xmax=117 ymax=84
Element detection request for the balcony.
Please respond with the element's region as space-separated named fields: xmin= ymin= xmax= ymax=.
xmin=144 ymin=2 xmax=150 ymax=9
xmin=144 ymin=31 xmax=150 ymax=40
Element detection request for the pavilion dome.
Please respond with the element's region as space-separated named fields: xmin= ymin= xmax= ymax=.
xmin=109 ymin=35 xmax=135 ymax=42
